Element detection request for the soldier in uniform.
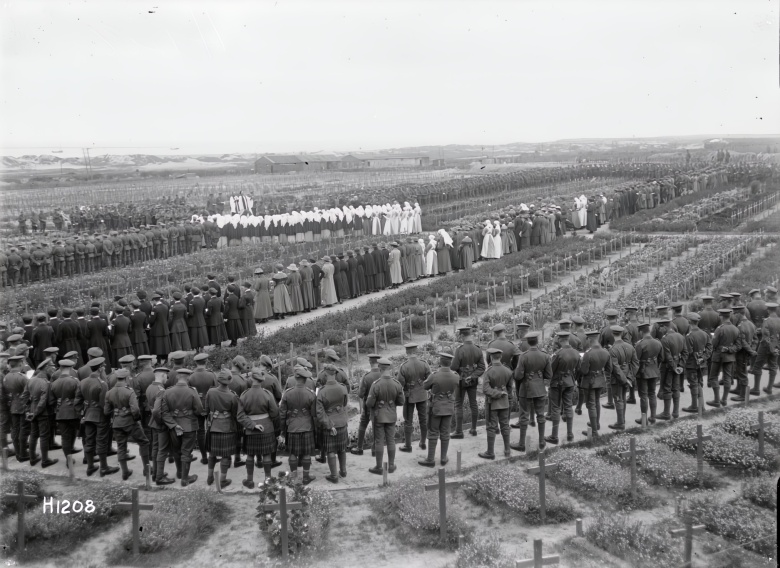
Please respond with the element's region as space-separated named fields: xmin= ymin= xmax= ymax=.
xmin=239 ymin=368 xmax=278 ymax=486
xmin=511 ymin=322 xmax=531 ymax=428
xmin=730 ymin=305 xmax=757 ymax=401
xmin=707 ymin=309 xmax=742 ymax=408
xmin=599 ymin=309 xmax=625 ymax=410
xmin=578 ymin=331 xmax=612 ymax=438
xmin=160 ymin=368 xmax=203 ymax=486
xmin=133 ymin=354 xmax=156 ymax=456
xmin=682 ymin=313 xmax=712 ymax=413
xmin=3 ymin=355 xmax=30 ymax=461
xmin=752 ymin=302 xmax=780 ymax=395
xmin=146 ymin=366 xmax=175 ymax=485
xmin=48 ymin=358 xmax=82 ymax=465
xmin=277 ymin=368 xmax=318 ymax=484
xmin=25 ymin=358 xmax=59 ymax=467
xmin=546 ymin=331 xmax=580 ymax=444
xmin=76 ymin=357 xmax=120 ymax=476
xmin=747 ymin=288 xmax=768 ymax=329
xmin=670 ymin=302 xmax=690 ymax=337
xmin=698 ymin=296 xmax=720 ymax=333
xmin=227 ymin=356 xmax=249 ymax=467
xmin=487 ymin=323 xmax=521 ymax=368
xmin=478 ymin=347 xmax=513 ymax=458
xmin=365 ymin=358 xmax=404 ymax=474
xmin=650 ymin=306 xmax=678 ymax=337
xmin=656 ymin=319 xmax=688 ymax=420
xmin=351 ymin=353 xmax=382 ymax=456
xmin=189 ymin=352 xmax=216 ymax=464
xmin=104 ymin=368 xmax=151 ymax=480
xmin=511 ymin=331 xmax=551 ymax=451
xmin=398 ymin=343 xmax=431 ymax=453
xmin=316 ymin=349 xmax=350 ymax=390
xmin=607 ymin=326 xmax=638 ymax=430
xmin=317 ymin=365 xmax=349 ymax=483
xmin=450 ymin=326 xmax=485 ymax=438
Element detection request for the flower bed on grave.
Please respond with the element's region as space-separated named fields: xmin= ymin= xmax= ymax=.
xmin=741 ymin=472 xmax=777 ymax=510
xmin=719 ymin=408 xmax=780 ymax=446
xmin=687 ymin=495 xmax=777 ymax=557
xmin=584 ymin=513 xmax=684 ymax=568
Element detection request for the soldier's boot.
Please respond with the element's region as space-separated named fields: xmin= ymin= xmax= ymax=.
xmin=760 ymin=372 xmax=772 ymax=395
xmin=706 ymin=387 xmax=722 ymax=408
xmin=478 ymin=435 xmax=496 ymax=460
xmin=181 ymin=461 xmax=197 ymax=487
xmin=286 ymin=455 xmax=299 ymax=482
xmin=418 ymin=439 xmax=437 ymax=467
xmin=40 ymin=442 xmax=58 ymax=468
xmin=529 ymin=412 xmax=536 ymax=428
xmin=451 ymin=412 xmax=464 ymax=439
xmin=369 ymin=444 xmax=384 ymax=475
xmin=418 ymin=424 xmax=427 ymax=450
xmin=731 ymin=384 xmax=746 ymax=402
xmin=440 ymin=439 xmax=450 ymax=465
xmin=772 ymin=369 xmax=780 ymax=389
xmin=626 ymin=386 xmax=637 ymax=404
xmin=399 ymin=426 xmax=413 ymax=452
xmin=683 ymin=383 xmax=699 ymax=413
xmin=270 ymin=451 xmax=282 ymax=468
xmin=537 ymin=422 xmax=546 ymax=451
xmin=197 ymin=429 xmax=208 ymax=464
xmin=566 ymin=417 xmax=574 ymax=442
xmin=350 ymin=428 xmax=366 ymax=455
xmin=656 ymin=399 xmax=672 ymax=420
xmin=175 ymin=458 xmax=183 ymax=479
xmin=99 ymin=454 xmax=119 ymax=477
xmin=502 ymin=432 xmax=512 ymax=457
xmin=603 ymin=385 xmax=615 ymax=409
xmin=119 ymin=459 xmax=133 ymax=480
xmin=648 ymin=397 xmax=658 ymax=424
xmin=720 ymin=386 xmax=729 ymax=407
xmin=510 ymin=426 xmax=527 ymax=452
xmin=234 ymin=452 xmax=245 ymax=467
xmin=671 ymin=395 xmax=681 ymax=418
xmin=325 ymin=453 xmax=339 ymax=483
xmin=262 ymin=456 xmax=273 ymax=481
xmin=219 ymin=457 xmax=232 ymax=488
xmin=315 ymin=446 xmax=326 ymax=463
xmin=301 ymin=457 xmax=316 ymax=485
xmin=86 ymin=452 xmax=99 ymax=476
xmin=729 ymin=383 xmax=741 ymax=394
xmin=337 ymin=451 xmax=347 ymax=478
xmin=28 ymin=435 xmax=40 ymax=466
xmin=156 ymin=458 xmax=174 ymax=485
xmin=545 ymin=422 xmax=560 ymax=446
xmin=387 ymin=445 xmax=397 ymax=473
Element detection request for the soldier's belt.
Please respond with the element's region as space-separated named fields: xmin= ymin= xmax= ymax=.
xmin=57 ymin=397 xmax=75 ymax=406
xmin=114 ymin=407 xmax=132 ymax=416
xmin=172 ymin=409 xmax=192 ymax=417
xmin=86 ymin=401 xmax=100 ymax=408
xmin=209 ymin=410 xmax=231 ymax=419
xmin=288 ymin=408 xmax=311 ymax=417
xmin=248 ymin=413 xmax=269 ymax=420
xmin=325 ymin=406 xmax=344 ymax=415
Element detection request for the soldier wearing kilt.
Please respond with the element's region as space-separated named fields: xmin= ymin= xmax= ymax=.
xmin=478 ymin=348 xmax=513 ymax=459
xmin=366 ymin=358 xmax=405 ymax=475
xmin=104 ymin=368 xmax=150 ymax=481
xmin=75 ymin=357 xmax=120 ymax=477
xmin=48 ymin=359 xmax=82 ymax=465
xmin=257 ymin=355 xmax=283 ymax=468
xmin=189 ymin=353 xmax=216 ymax=464
xmin=228 ymin=356 xmax=249 ymax=467
xmin=317 ymin=366 xmax=349 ymax=483
xmin=682 ymin=314 xmax=712 ymax=413
xmin=204 ymin=370 xmax=256 ymax=488
xmin=147 ymin=367 xmax=175 ymax=484
xmin=284 ymin=359 xmax=316 ymax=390
xmin=240 ymin=368 xmax=279 ymax=487
xmin=278 ymin=368 xmax=318 ymax=484
xmin=418 ymin=352 xmax=459 ymax=467
xmin=351 ymin=354 xmax=382 ymax=456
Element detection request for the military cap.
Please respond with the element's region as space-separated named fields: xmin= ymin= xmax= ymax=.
xmin=491 ymin=323 xmax=507 ymax=333
xmin=557 ymin=319 xmax=572 ymax=326
xmin=87 ymin=347 xmax=104 ymax=357
xmin=0 ymin=321 xmax=6 ymax=328
xmin=170 ymin=351 xmax=186 ymax=361
xmin=654 ymin=306 xmax=669 ymax=312
xmin=250 ymin=368 xmax=266 ymax=380
xmin=610 ymin=325 xmax=625 ymax=333
xmin=585 ymin=330 xmax=600 ymax=337
xmin=136 ymin=290 xmax=148 ymax=299
xmin=151 ymin=294 xmax=161 ymax=300
xmin=718 ymin=294 xmax=732 ymax=300
xmin=637 ymin=322 xmax=651 ymax=330
xmin=138 ymin=354 xmax=154 ymax=361
xmin=766 ymin=303 xmax=779 ymax=309
xmin=58 ymin=359 xmax=76 ymax=367
xmin=8 ymin=355 xmax=25 ymax=362
xmin=766 ymin=286 xmax=778 ymax=294
xmin=717 ymin=308 xmax=733 ymax=314
xmin=729 ymin=292 xmax=741 ymax=298
xmin=686 ymin=313 xmax=701 ymax=322
xmin=0 ymin=351 xmax=9 ymax=358
xmin=700 ymin=295 xmax=714 ymax=301
xmin=63 ymin=351 xmax=79 ymax=359
xmin=16 ymin=344 xmax=30 ymax=352
xmin=323 ymin=349 xmax=340 ymax=361
xmin=377 ymin=358 xmax=392 ymax=365
xmin=749 ymin=288 xmax=760 ymax=296
xmin=733 ymin=305 xmax=745 ymax=311
xmin=43 ymin=347 xmax=59 ymax=355
xmin=114 ymin=295 xmax=124 ymax=302
xmin=525 ymin=331 xmax=541 ymax=340
xmin=604 ymin=309 xmax=619 ymax=317
xmin=62 ymin=308 xmax=73 ymax=316
xmin=208 ymin=288 xmax=218 ymax=295
xmin=193 ymin=353 xmax=209 ymax=362
xmin=154 ymin=366 xmax=171 ymax=373
xmin=556 ymin=330 xmax=571 ymax=337
xmin=404 ymin=343 xmax=418 ymax=350
xmin=87 ymin=357 xmax=105 ymax=368
xmin=254 ymin=268 xmax=264 ymax=275
xmin=177 ymin=368 xmax=193 ymax=375
xmin=259 ymin=355 xmax=274 ymax=367
xmin=36 ymin=358 xmax=54 ymax=371
xmin=368 ymin=353 xmax=382 ymax=360
xmin=571 ymin=315 xmax=586 ymax=325
xmin=207 ymin=274 xmax=216 ymax=280
xmin=486 ymin=347 xmax=503 ymax=355
xmin=89 ymin=307 xmax=100 ymax=315
xmin=623 ymin=307 xmax=638 ymax=313
xmin=655 ymin=318 xmax=671 ymax=325
xmin=6 ymin=334 xmax=22 ymax=343
xmin=516 ymin=322 xmax=530 ymax=328
xmin=296 ymin=357 xmax=313 ymax=369
xmin=295 ymin=367 xmax=313 ymax=378
xmin=172 ymin=292 xmax=182 ymax=300
xmin=118 ymin=354 xmax=136 ymax=364
xmin=457 ymin=325 xmax=472 ymax=334
xmin=670 ymin=301 xmax=683 ymax=309
xmin=216 ymin=369 xmax=232 ymax=384
xmin=115 ymin=368 xmax=130 ymax=379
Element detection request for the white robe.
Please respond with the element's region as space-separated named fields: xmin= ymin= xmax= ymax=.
xmin=425 ymin=243 xmax=438 ymax=276
xmin=492 ymin=229 xmax=502 ymax=259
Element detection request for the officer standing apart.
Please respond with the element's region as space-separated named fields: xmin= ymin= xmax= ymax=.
xmin=578 ymin=331 xmax=612 ymax=438
xmin=478 ymin=347 xmax=513 ymax=459
xmin=607 ymin=326 xmax=638 ymax=430
xmin=366 ymin=357 xmax=404 ymax=475
xmin=511 ymin=331 xmax=551 ymax=451
xmin=418 ymin=351 xmax=459 ymax=467
xmin=398 ymin=343 xmax=431 ymax=453
xmin=450 ymin=326 xmax=485 ymax=438
xmin=682 ymin=313 xmax=712 ymax=413
xmin=546 ymin=331 xmax=580 ymax=444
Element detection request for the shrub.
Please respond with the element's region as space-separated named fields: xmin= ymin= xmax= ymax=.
xmin=106 ymin=489 xmax=229 ymax=563
xmin=376 ymin=480 xmax=470 ymax=550
xmin=720 ymin=408 xmax=780 ymax=446
xmin=597 ymin=435 xmax=720 ymax=488
xmin=257 ymin=473 xmax=333 ymax=558
xmin=742 ymin=473 xmax=777 ymax=510
xmin=585 ymin=513 xmax=683 ymax=568
xmin=448 ymin=533 xmax=514 ymax=568
xmin=550 ymin=448 xmax=654 ymax=510
xmin=687 ymin=495 xmax=777 ymax=557
xmin=463 ymin=462 xmax=579 ymax=524
xmin=0 ymin=469 xmax=48 ymax=518
xmin=656 ymin=421 xmax=775 ymax=472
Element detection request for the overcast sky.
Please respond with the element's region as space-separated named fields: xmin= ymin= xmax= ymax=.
xmin=1 ymin=0 xmax=778 ymax=155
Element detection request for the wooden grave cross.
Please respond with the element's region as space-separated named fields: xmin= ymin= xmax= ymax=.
xmin=310 ymin=342 xmax=330 ymax=376
xmin=751 ymin=411 xmax=773 ymax=459
xmin=464 ymin=287 xmax=476 ymax=317
xmin=341 ymin=329 xmax=364 ymax=382
xmin=527 ymin=450 xmax=559 ymax=524
xmin=686 ymin=424 xmax=712 ymax=477
xmin=488 ymin=280 xmax=499 ymax=305
xmin=369 ymin=317 xmax=389 ymax=351
xmin=516 ymin=538 xmax=560 ymax=568
xmin=500 ymin=279 xmax=509 ymax=302
xmin=669 ymin=517 xmax=706 ymax=568
xmin=396 ymin=310 xmax=410 ymax=344
xmin=4 ymin=481 xmax=36 ymax=553
xmin=424 ymin=467 xmax=462 ymax=541
xmin=618 ymin=437 xmax=646 ymax=498
xmin=422 ymin=305 xmax=436 ymax=340
xmin=262 ymin=486 xmax=303 ymax=561
xmin=116 ymin=488 xmax=154 ymax=556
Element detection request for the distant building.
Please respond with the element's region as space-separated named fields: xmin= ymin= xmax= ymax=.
xmin=362 ymin=156 xmax=430 ymax=168
xmin=254 ymin=154 xmax=429 ymax=172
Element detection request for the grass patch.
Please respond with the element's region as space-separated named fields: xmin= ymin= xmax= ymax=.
xmin=584 ymin=513 xmax=683 ymax=568
xmin=1 ymin=481 xmax=129 ymax=562
xmin=446 ymin=533 xmax=514 ymax=568
xmin=656 ymin=420 xmax=776 ymax=473
xmin=463 ymin=461 xmax=580 ymax=524
xmin=742 ymin=472 xmax=777 ymax=510
xmin=549 ymin=447 xmax=655 ymax=511
xmin=597 ymin=434 xmax=721 ymax=488
xmin=687 ymin=495 xmax=777 ymax=557
xmin=720 ymin=407 xmax=780 ymax=446
xmin=0 ymin=469 xmax=49 ymax=519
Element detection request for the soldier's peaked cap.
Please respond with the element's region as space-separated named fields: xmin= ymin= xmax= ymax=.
xmin=516 ymin=322 xmax=530 ymax=328
xmin=491 ymin=323 xmax=506 ymax=332
xmin=604 ymin=309 xmax=619 ymax=317
xmin=437 ymin=352 xmax=454 ymax=360
xmin=193 ymin=353 xmax=209 ymax=362
xmin=487 ymin=347 xmax=503 ymax=354
xmin=377 ymin=358 xmax=392 ymax=365
xmin=87 ymin=357 xmax=105 ymax=368
xmin=404 ymin=343 xmax=418 ymax=350
xmin=766 ymin=303 xmax=778 ymax=309
xmin=585 ymin=330 xmax=600 ymax=336
xmin=717 ymin=308 xmax=733 ymax=314
xmin=686 ymin=313 xmax=701 ymax=322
